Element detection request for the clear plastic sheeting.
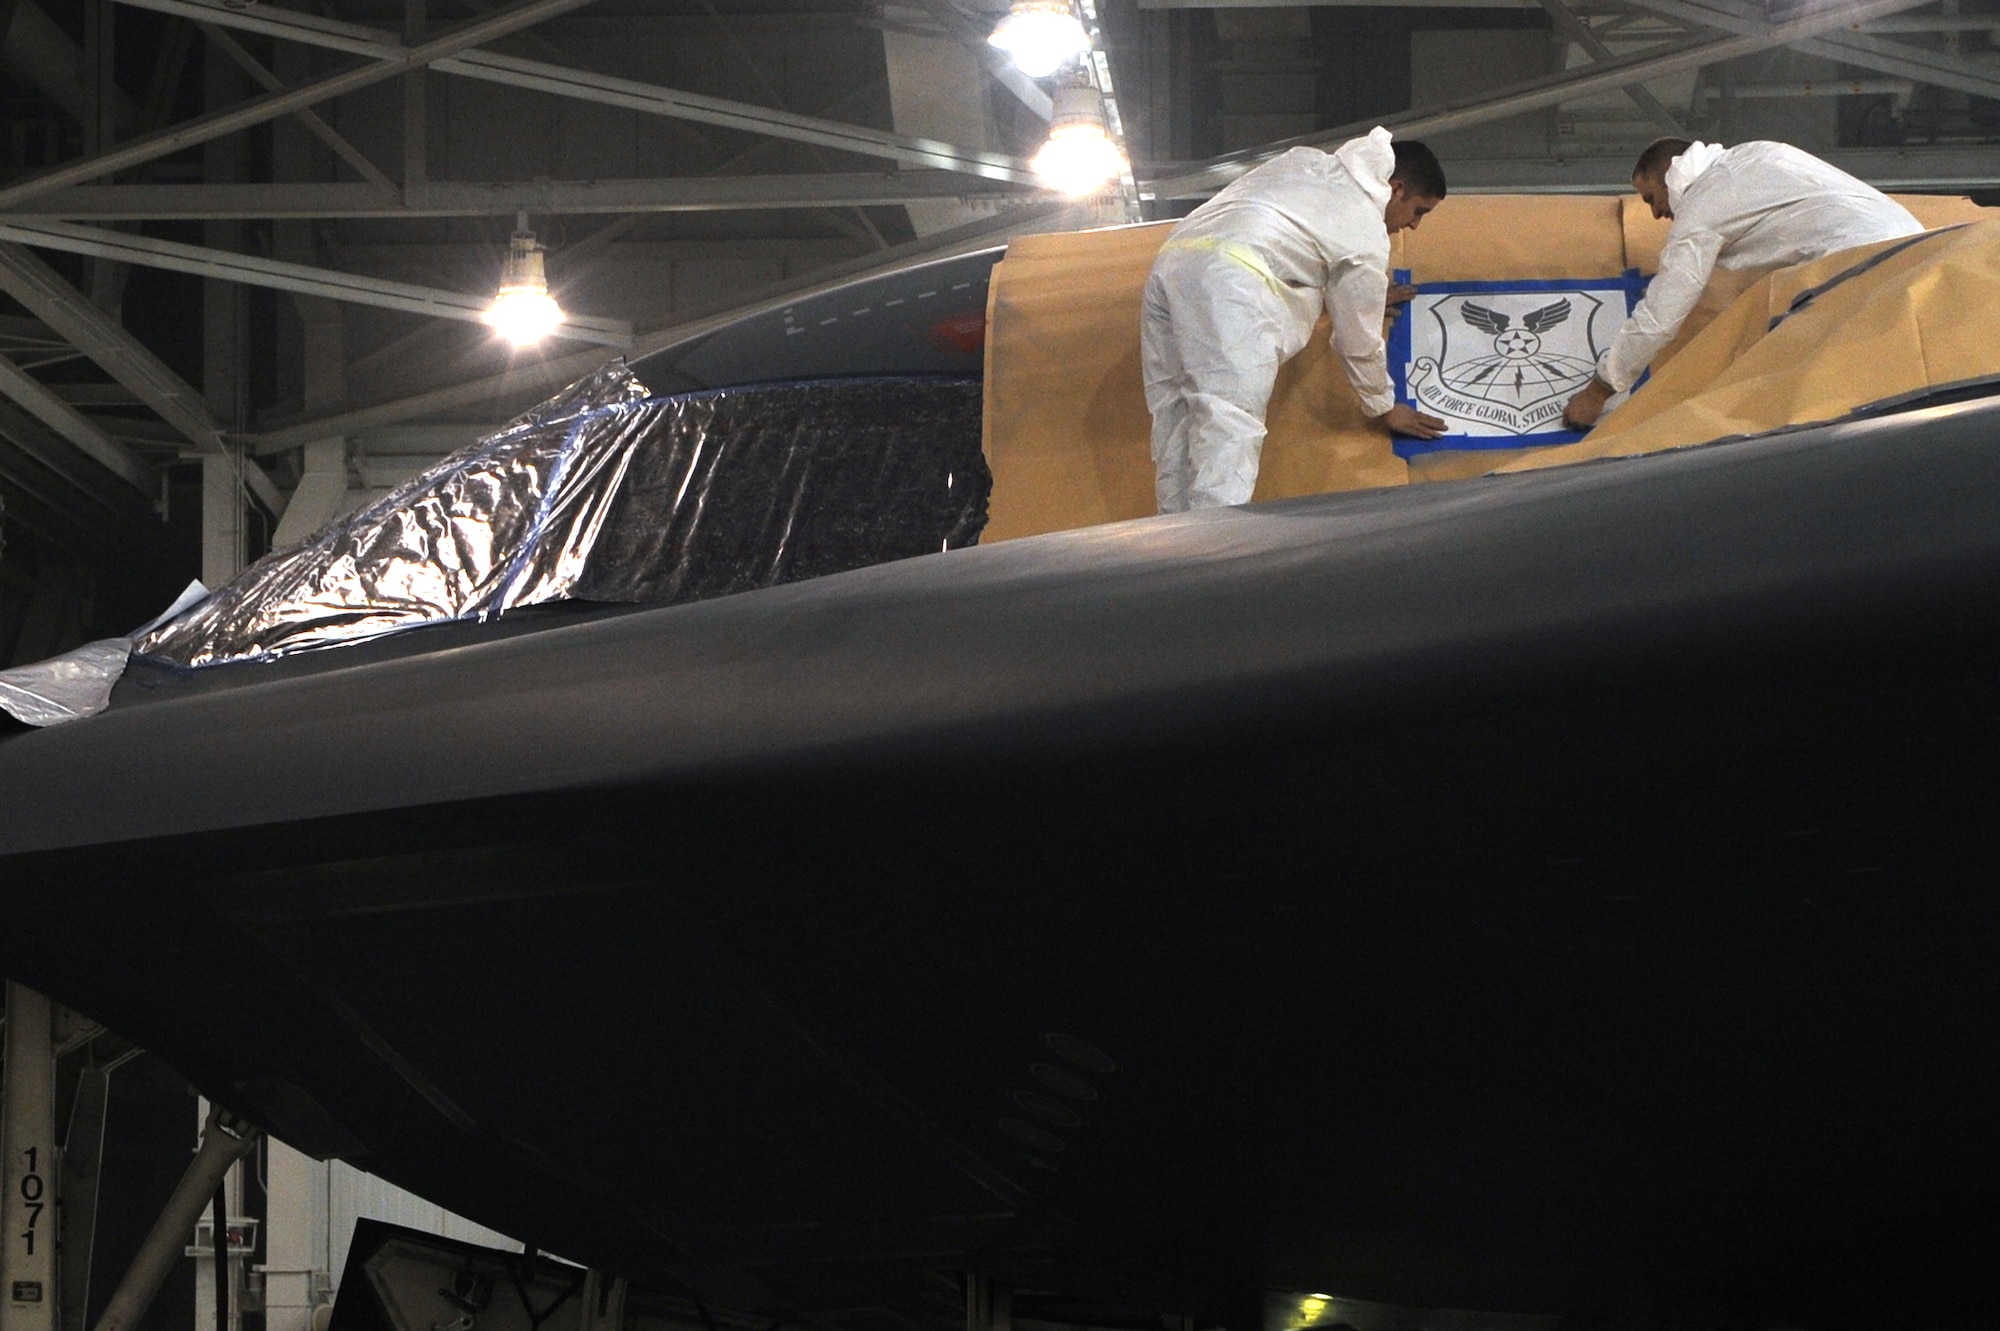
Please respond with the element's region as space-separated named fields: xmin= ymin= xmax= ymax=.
xmin=136 ymin=364 xmax=989 ymax=671
xmin=0 ymin=639 xmax=138 ymax=727
xmin=0 ymin=580 xmax=208 ymax=727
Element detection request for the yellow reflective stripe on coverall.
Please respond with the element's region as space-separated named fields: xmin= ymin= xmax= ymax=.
xmin=1156 ymin=236 xmax=1289 ymax=296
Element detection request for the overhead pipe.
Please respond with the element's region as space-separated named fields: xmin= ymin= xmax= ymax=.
xmin=89 ymin=1103 xmax=261 ymax=1331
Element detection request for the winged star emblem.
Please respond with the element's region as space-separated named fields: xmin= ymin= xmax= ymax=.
xmin=1408 ymin=288 xmax=1603 ymax=432
xmin=1463 ymin=299 xmax=1571 ymax=358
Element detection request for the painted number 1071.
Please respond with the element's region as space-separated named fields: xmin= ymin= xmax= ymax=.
xmin=17 ymin=1146 xmax=45 ymax=1256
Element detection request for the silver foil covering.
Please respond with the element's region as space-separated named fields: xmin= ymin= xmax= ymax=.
xmin=138 ymin=364 xmax=654 ymax=669
xmin=134 ymin=363 xmax=988 ymax=672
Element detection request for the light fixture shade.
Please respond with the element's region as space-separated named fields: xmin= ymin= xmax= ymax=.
xmin=1031 ymin=84 xmax=1127 ymax=197
xmin=987 ymin=0 xmax=1091 ymax=79
xmin=484 ymin=231 xmax=565 ymax=347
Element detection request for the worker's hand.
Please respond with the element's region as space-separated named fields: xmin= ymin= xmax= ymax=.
xmin=1386 ymin=283 xmax=1418 ymax=322
xmin=1380 ymin=403 xmax=1447 ymax=439
xmin=1563 ymin=378 xmax=1615 ymax=430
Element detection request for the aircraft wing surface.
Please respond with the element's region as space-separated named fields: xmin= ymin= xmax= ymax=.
xmin=5 ymin=397 xmax=2000 ymax=1331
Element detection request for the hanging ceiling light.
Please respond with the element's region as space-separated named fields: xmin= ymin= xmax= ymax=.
xmin=483 ymin=214 xmax=565 ymax=347
xmin=1031 ymin=82 xmax=1128 ymax=197
xmin=987 ymin=0 xmax=1092 ymax=79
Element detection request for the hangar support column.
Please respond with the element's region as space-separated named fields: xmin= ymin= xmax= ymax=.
xmin=201 ymin=37 xmax=252 ymax=588
xmin=883 ymin=30 xmax=996 ymax=237
xmin=1 ymin=983 xmax=57 ymax=1331
xmin=259 ymin=1141 xmax=330 ymax=1331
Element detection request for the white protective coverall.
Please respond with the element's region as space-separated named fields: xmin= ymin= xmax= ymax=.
xmin=1598 ymin=140 xmax=1923 ymax=393
xmin=1140 ymin=129 xmax=1399 ymax=512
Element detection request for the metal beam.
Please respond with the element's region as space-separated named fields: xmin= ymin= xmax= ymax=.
xmin=196 ymin=24 xmax=397 ymax=189
xmin=1139 ymin=0 xmax=1939 ymax=198
xmin=249 ymin=200 xmax=1093 ymax=453
xmin=1438 ymin=146 xmax=2000 ymax=192
xmin=1538 ymin=0 xmax=1688 ymax=135
xmin=0 ymin=220 xmax=634 ymax=347
xmin=1803 ymin=28 xmax=2000 ymax=99
xmin=0 ymin=242 xmax=283 ymax=513
xmin=0 ymin=243 xmax=217 ymax=447
xmin=0 ymin=397 xmax=160 ymax=522
xmin=0 ymin=353 xmax=151 ymax=489
xmin=457 ymin=51 xmax=1042 ymax=182
xmin=111 ymin=0 xmax=397 ymax=59
xmin=0 ymin=419 xmax=144 ymax=543
xmin=1795 ymin=27 xmax=2000 ymax=100
xmin=57 ymin=1064 xmax=113 ymax=1331
xmin=405 ymin=0 xmax=427 ymax=199
xmin=1614 ymin=0 xmax=2000 ymax=101
xmin=690 ymin=0 xmax=884 ymax=249
xmin=0 ymin=174 xmax=1053 ymax=220
xmin=111 ymin=0 xmax=1037 ymax=183
xmin=0 ymin=0 xmax=601 ymax=211
xmin=1 ymin=0 xmax=141 ymax=135
xmin=89 ymin=1106 xmax=260 ymax=1331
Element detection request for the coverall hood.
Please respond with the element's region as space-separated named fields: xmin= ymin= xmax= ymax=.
xmin=1333 ymin=125 xmax=1396 ymax=215
xmin=1664 ymin=141 xmax=1726 ymax=215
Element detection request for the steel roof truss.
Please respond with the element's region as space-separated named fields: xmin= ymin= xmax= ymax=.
xmin=1611 ymin=0 xmax=2000 ymax=101
xmin=0 ymin=354 xmax=152 ymax=491
xmin=110 ymin=0 xmax=1037 ymax=183
xmin=1541 ymin=0 xmax=1689 ymax=135
xmin=1141 ymin=0 xmax=1940 ymax=198
xmin=0 ymin=221 xmax=633 ymax=347
xmin=194 ymin=23 xmax=398 ymax=190
xmin=0 ymin=175 xmax=1049 ymax=222
xmin=0 ymin=0 xmax=601 ymax=211
xmin=0 ymin=242 xmax=284 ymax=514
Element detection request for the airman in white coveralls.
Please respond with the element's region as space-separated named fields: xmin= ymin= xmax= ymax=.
xmin=1140 ymin=128 xmax=1450 ymax=513
xmin=1564 ymin=139 xmax=1923 ymax=429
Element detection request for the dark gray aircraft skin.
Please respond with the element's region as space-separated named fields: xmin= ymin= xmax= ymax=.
xmin=628 ymin=249 xmax=1002 ymax=393
xmin=2 ymin=249 xmax=1999 ymax=1331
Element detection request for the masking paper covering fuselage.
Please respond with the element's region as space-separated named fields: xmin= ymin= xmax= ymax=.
xmin=981 ymin=193 xmax=1991 ymax=541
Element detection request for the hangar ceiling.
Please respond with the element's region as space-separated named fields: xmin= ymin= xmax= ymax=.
xmin=0 ymin=0 xmax=1996 ymax=665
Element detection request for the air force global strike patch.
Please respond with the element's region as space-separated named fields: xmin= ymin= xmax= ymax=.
xmin=1410 ymin=292 xmax=1605 ymax=434
xmin=1387 ymin=271 xmax=1649 ymax=456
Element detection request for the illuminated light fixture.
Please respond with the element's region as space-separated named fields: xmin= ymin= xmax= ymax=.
xmin=1031 ymin=82 xmax=1127 ymax=197
xmin=483 ymin=213 xmax=564 ymax=347
xmin=987 ymin=0 xmax=1092 ymax=79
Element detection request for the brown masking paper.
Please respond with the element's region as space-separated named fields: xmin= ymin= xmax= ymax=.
xmin=981 ymin=194 xmax=1996 ymax=540
xmin=1500 ymin=217 xmax=2000 ymax=470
